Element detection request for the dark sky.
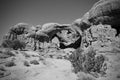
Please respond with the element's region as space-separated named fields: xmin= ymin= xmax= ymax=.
xmin=0 ymin=0 xmax=98 ymax=43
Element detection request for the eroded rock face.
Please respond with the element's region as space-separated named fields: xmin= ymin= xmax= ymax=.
xmin=40 ymin=23 xmax=82 ymax=49
xmin=7 ymin=23 xmax=30 ymax=40
xmin=56 ymin=25 xmax=81 ymax=46
xmin=89 ymin=0 xmax=120 ymax=25
xmin=2 ymin=0 xmax=120 ymax=51
xmin=73 ymin=0 xmax=120 ymax=34
xmin=2 ymin=22 xmax=82 ymax=50
xmin=89 ymin=0 xmax=120 ymax=34
xmin=82 ymin=24 xmax=118 ymax=51
xmin=73 ymin=13 xmax=91 ymax=32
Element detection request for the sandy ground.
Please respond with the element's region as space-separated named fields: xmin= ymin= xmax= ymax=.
xmin=0 ymin=50 xmax=77 ymax=80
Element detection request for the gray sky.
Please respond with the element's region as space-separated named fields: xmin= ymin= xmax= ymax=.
xmin=0 ymin=0 xmax=98 ymax=43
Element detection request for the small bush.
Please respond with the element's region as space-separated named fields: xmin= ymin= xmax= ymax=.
xmin=82 ymin=76 xmax=95 ymax=80
xmin=30 ymin=60 xmax=39 ymax=65
xmin=5 ymin=61 xmax=16 ymax=67
xmin=1 ymin=39 xmax=26 ymax=50
xmin=77 ymin=72 xmax=96 ymax=80
xmin=68 ymin=47 xmax=106 ymax=76
xmin=12 ymin=39 xmax=26 ymax=50
xmin=83 ymin=49 xmax=96 ymax=72
xmin=1 ymin=39 xmax=13 ymax=48
xmin=116 ymin=74 xmax=120 ymax=79
xmin=21 ymin=52 xmax=30 ymax=58
xmin=0 ymin=66 xmax=6 ymax=71
xmin=93 ymin=55 xmax=105 ymax=72
xmin=24 ymin=61 xmax=30 ymax=67
xmin=3 ymin=50 xmax=15 ymax=57
xmin=68 ymin=48 xmax=85 ymax=73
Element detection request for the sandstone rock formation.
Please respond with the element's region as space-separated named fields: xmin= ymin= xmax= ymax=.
xmin=73 ymin=0 xmax=120 ymax=34
xmin=7 ymin=23 xmax=30 ymax=40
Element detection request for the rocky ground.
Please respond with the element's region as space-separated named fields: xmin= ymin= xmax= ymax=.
xmin=0 ymin=49 xmax=78 ymax=80
xmin=0 ymin=41 xmax=120 ymax=80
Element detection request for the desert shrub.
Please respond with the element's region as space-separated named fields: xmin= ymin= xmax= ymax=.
xmin=5 ymin=77 xmax=20 ymax=80
xmin=82 ymin=76 xmax=95 ymax=80
xmin=68 ymin=47 xmax=106 ymax=76
xmin=24 ymin=61 xmax=30 ymax=67
xmin=5 ymin=61 xmax=16 ymax=67
xmin=1 ymin=39 xmax=26 ymax=50
xmin=12 ymin=39 xmax=26 ymax=50
xmin=3 ymin=50 xmax=15 ymax=57
xmin=83 ymin=48 xmax=96 ymax=72
xmin=77 ymin=72 xmax=96 ymax=80
xmin=0 ymin=66 xmax=6 ymax=71
xmin=93 ymin=55 xmax=105 ymax=72
xmin=1 ymin=39 xmax=13 ymax=48
xmin=30 ymin=60 xmax=39 ymax=65
xmin=22 ymin=52 xmax=31 ymax=58
xmin=116 ymin=74 xmax=120 ymax=79
xmin=68 ymin=48 xmax=85 ymax=73
xmin=0 ymin=49 xmax=15 ymax=58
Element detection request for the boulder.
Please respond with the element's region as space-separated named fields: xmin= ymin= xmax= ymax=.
xmin=88 ymin=0 xmax=120 ymax=34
